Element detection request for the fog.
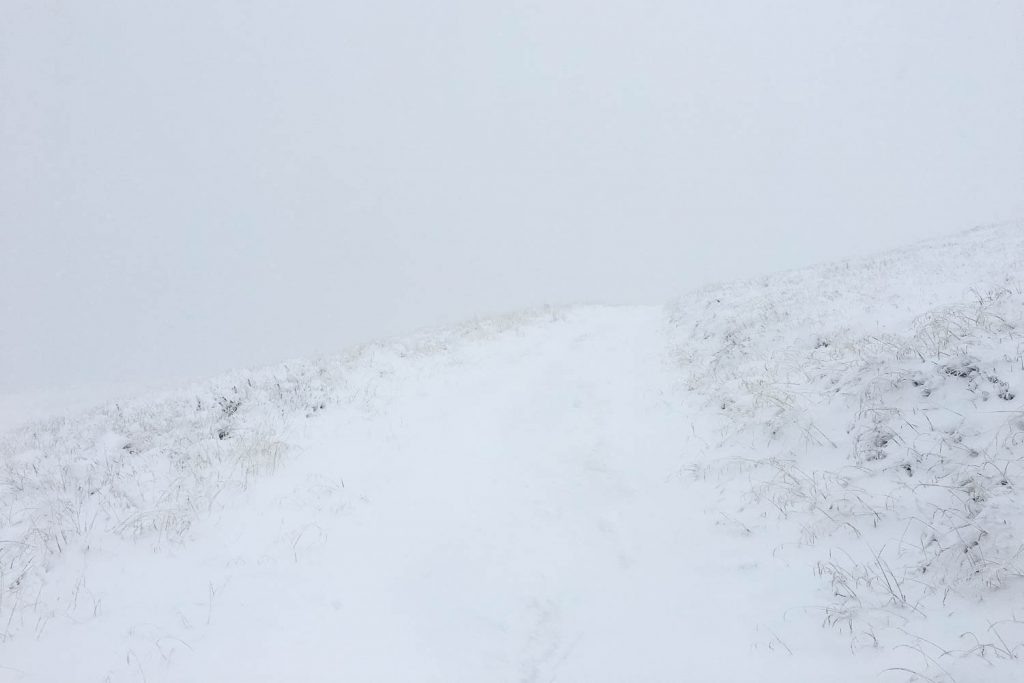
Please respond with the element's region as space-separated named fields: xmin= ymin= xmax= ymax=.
xmin=2 ymin=1 xmax=1022 ymax=399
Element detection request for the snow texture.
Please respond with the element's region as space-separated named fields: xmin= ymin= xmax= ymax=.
xmin=1 ymin=225 xmax=1023 ymax=681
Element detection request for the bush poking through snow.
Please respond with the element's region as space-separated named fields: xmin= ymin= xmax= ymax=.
xmin=670 ymin=225 xmax=1024 ymax=679
xmin=0 ymin=306 xmax=564 ymax=643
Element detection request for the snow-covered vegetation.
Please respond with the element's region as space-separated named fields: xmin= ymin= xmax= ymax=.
xmin=669 ymin=224 xmax=1024 ymax=680
xmin=1 ymin=226 xmax=1023 ymax=681
xmin=0 ymin=311 xmax=555 ymax=645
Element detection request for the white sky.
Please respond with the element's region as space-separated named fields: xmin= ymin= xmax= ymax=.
xmin=2 ymin=1 xmax=1023 ymax=396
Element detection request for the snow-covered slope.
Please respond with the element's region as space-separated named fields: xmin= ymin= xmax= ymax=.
xmin=667 ymin=224 xmax=1024 ymax=680
xmin=1 ymin=225 xmax=1023 ymax=682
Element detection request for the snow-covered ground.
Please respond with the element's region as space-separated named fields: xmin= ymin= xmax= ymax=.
xmin=1 ymin=225 xmax=1023 ymax=681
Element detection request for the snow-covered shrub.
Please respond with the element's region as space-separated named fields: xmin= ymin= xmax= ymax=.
xmin=0 ymin=306 xmax=567 ymax=642
xmin=669 ymin=224 xmax=1024 ymax=676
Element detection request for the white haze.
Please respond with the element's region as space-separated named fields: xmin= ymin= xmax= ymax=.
xmin=2 ymin=1 xmax=1022 ymax=400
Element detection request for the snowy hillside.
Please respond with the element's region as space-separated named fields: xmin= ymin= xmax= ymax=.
xmin=1 ymin=225 xmax=1023 ymax=682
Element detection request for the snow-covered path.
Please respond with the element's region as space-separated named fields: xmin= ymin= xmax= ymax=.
xmin=2 ymin=305 xmax=1000 ymax=682
xmin=6 ymin=227 xmax=1024 ymax=682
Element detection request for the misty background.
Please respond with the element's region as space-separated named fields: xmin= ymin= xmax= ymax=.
xmin=2 ymin=1 xmax=1022 ymax=413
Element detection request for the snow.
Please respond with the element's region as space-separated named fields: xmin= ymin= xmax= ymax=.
xmin=2 ymin=225 xmax=1024 ymax=681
